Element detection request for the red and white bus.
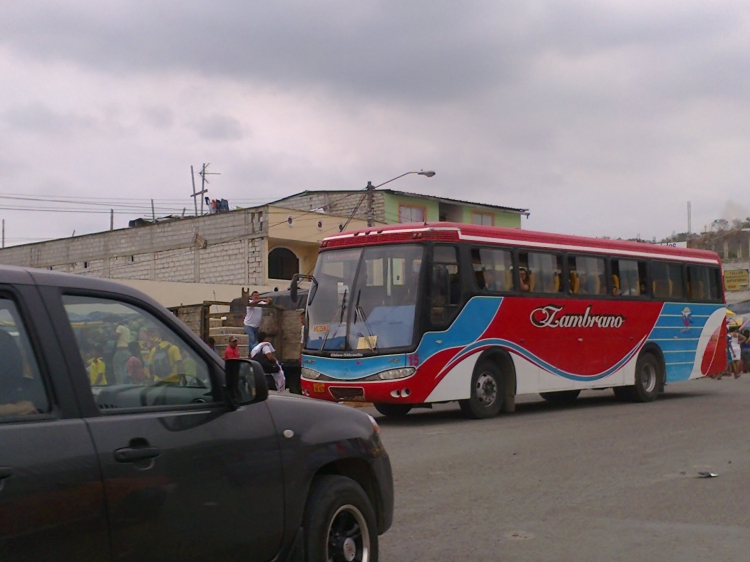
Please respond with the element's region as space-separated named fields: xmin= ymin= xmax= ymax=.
xmin=298 ymin=223 xmax=727 ymax=418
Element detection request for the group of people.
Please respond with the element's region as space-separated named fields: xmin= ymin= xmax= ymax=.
xmin=83 ymin=323 xmax=191 ymax=387
xmin=718 ymin=325 xmax=749 ymax=379
xmin=211 ymin=290 xmax=286 ymax=391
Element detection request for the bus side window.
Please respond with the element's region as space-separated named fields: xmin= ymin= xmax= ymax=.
xmin=569 ymin=255 xmax=606 ymax=296
xmin=430 ymin=245 xmax=460 ymax=326
xmin=652 ymin=261 xmax=684 ymax=299
xmin=612 ymin=259 xmax=647 ymax=297
xmin=688 ymin=265 xmax=720 ymax=301
xmin=523 ymin=252 xmax=563 ymax=294
xmin=472 ymin=248 xmax=514 ymax=292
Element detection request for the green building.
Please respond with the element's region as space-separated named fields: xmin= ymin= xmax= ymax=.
xmin=273 ymin=189 xmax=529 ymax=230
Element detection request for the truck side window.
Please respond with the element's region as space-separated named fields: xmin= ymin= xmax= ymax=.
xmin=0 ymin=298 xmax=50 ymax=418
xmin=62 ymin=295 xmax=216 ymax=411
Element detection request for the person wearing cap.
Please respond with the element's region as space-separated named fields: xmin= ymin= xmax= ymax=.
xmin=224 ymin=336 xmax=241 ymax=360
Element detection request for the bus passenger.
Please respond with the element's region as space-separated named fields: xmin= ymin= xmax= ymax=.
xmin=519 ymin=268 xmax=530 ymax=292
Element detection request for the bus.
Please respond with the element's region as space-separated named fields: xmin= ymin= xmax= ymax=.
xmin=297 ymin=223 xmax=727 ymax=418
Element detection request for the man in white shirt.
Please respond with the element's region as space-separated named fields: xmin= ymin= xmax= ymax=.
xmin=244 ymin=291 xmax=271 ymax=355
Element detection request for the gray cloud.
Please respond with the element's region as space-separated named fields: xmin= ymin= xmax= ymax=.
xmin=141 ymin=106 xmax=175 ymax=129
xmin=192 ymin=113 xmax=245 ymax=140
xmin=2 ymin=103 xmax=99 ymax=136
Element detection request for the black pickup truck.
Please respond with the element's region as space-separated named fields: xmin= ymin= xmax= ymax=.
xmin=0 ymin=266 xmax=392 ymax=562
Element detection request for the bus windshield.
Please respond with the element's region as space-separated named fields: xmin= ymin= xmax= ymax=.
xmin=306 ymin=244 xmax=424 ymax=353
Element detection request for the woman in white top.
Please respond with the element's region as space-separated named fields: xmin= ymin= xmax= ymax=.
xmin=251 ymin=331 xmax=285 ymax=391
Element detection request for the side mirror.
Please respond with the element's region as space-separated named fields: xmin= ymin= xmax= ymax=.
xmin=290 ymin=274 xmax=300 ymax=303
xmin=290 ymin=274 xmax=318 ymax=306
xmin=225 ymin=359 xmax=268 ymax=406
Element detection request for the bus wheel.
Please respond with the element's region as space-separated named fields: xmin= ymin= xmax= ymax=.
xmin=460 ymin=361 xmax=503 ymax=419
xmin=539 ymin=390 xmax=581 ymax=403
xmin=373 ymin=403 xmax=413 ymax=417
xmin=614 ymin=353 xmax=661 ymax=403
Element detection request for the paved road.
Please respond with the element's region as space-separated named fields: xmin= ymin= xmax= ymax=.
xmin=368 ymin=377 xmax=750 ymax=562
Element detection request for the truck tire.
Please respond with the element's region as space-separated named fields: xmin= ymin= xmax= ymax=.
xmin=304 ymin=475 xmax=378 ymax=562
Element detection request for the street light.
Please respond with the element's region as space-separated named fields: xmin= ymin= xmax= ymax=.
xmin=338 ymin=170 xmax=436 ymax=231
xmin=363 ymin=170 xmax=436 ymax=227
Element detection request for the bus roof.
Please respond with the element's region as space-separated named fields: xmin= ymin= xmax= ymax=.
xmin=321 ymin=222 xmax=721 ymax=265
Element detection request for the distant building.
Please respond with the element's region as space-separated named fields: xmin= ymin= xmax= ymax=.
xmin=274 ymin=189 xmax=529 ymax=228
xmin=0 ymin=190 xmax=528 ymax=306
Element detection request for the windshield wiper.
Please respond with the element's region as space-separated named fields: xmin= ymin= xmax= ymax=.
xmin=353 ymin=289 xmax=377 ymax=351
xmin=319 ymin=289 xmax=348 ymax=351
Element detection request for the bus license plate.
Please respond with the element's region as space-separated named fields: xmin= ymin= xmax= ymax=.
xmin=313 ymin=383 xmax=326 ymax=393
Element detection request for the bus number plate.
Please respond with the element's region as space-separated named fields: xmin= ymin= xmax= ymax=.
xmin=313 ymin=383 xmax=326 ymax=393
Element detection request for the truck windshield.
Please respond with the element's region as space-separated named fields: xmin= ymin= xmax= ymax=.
xmin=306 ymin=244 xmax=424 ymax=353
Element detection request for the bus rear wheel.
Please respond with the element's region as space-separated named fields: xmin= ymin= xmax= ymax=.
xmin=373 ymin=403 xmax=413 ymax=417
xmin=540 ymin=390 xmax=581 ymax=403
xmin=460 ymin=360 xmax=503 ymax=419
xmin=614 ymin=353 xmax=661 ymax=403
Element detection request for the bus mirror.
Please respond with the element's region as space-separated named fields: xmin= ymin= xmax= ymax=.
xmin=290 ymin=274 xmax=300 ymax=303
xmin=290 ymin=274 xmax=318 ymax=306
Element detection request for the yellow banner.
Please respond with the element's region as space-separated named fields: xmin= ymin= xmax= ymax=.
xmin=724 ymin=269 xmax=749 ymax=291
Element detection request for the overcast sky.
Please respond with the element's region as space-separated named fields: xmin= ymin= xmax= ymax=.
xmin=1 ymin=1 xmax=748 ymax=246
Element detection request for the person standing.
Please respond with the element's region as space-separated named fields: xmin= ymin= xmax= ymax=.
xmin=243 ymin=291 xmax=271 ymax=355
xmin=112 ymin=323 xmax=131 ymax=385
xmin=125 ymin=341 xmax=147 ymax=384
xmin=148 ymin=333 xmax=183 ymax=385
xmin=224 ymin=336 xmax=241 ymax=360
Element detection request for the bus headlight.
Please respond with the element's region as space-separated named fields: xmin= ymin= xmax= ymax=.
xmin=301 ymin=367 xmax=323 ymax=380
xmin=375 ymin=367 xmax=416 ymax=381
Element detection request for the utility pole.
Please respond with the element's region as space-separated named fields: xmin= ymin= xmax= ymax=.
xmin=151 ymin=199 xmax=156 ymax=223
xmin=197 ymin=163 xmax=220 ymax=215
xmin=110 ymin=209 xmax=114 ymax=231
xmin=2 ymin=220 xmax=4 ymax=248
xmin=190 ymin=165 xmax=199 ymax=216
xmin=687 ymin=201 xmax=692 ymax=235
xmin=366 ymin=181 xmax=375 ymax=227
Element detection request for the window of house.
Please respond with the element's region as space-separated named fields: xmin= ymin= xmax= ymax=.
xmin=519 ymin=251 xmax=563 ymax=294
xmin=651 ymin=261 xmax=685 ymax=299
xmin=611 ymin=259 xmax=647 ymax=297
xmin=268 ymin=247 xmax=299 ymax=280
xmin=398 ymin=205 xmax=426 ymax=223
xmin=471 ymin=212 xmax=494 ymax=226
xmin=568 ymin=255 xmax=607 ymax=296
xmin=471 ymin=248 xmax=514 ymax=292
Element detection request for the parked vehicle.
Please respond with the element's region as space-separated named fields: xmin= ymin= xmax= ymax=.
xmin=0 ymin=266 xmax=392 ymax=561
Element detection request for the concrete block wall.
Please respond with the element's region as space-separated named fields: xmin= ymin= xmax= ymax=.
xmin=279 ymin=192 xmax=386 ymax=223
xmin=0 ymin=207 xmax=267 ymax=285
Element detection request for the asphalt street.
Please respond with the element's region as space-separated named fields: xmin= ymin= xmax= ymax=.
xmin=368 ymin=377 xmax=750 ymax=562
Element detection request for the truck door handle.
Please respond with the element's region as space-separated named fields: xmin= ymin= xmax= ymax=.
xmin=0 ymin=467 xmax=13 ymax=479
xmin=114 ymin=446 xmax=161 ymax=463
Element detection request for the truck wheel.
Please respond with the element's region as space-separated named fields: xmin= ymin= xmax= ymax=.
xmin=373 ymin=403 xmax=412 ymax=417
xmin=614 ymin=353 xmax=661 ymax=403
xmin=304 ymin=475 xmax=378 ymax=562
xmin=459 ymin=360 xmax=503 ymax=419
xmin=539 ymin=390 xmax=581 ymax=403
